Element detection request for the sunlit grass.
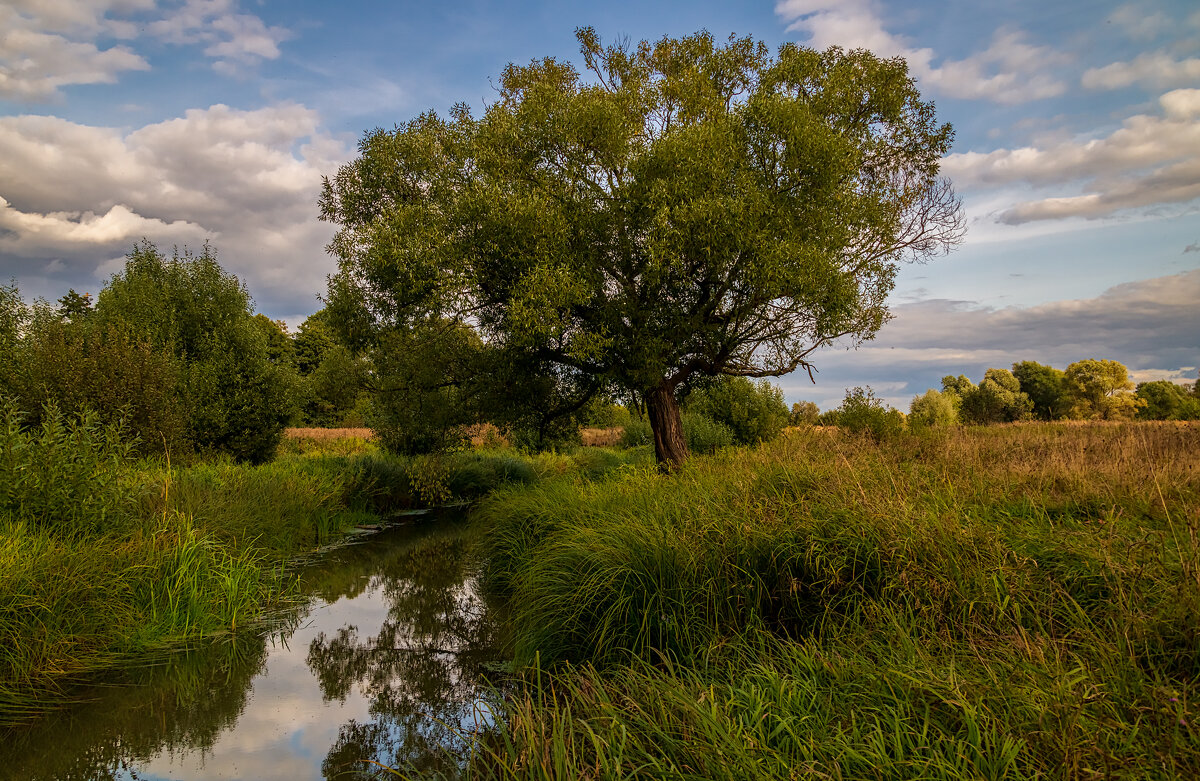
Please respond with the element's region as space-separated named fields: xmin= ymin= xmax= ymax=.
xmin=475 ymin=422 xmax=1200 ymax=779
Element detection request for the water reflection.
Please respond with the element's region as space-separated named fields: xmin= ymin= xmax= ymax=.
xmin=0 ymin=516 xmax=507 ymax=781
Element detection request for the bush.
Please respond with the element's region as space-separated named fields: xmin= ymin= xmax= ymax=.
xmin=836 ymin=386 xmax=905 ymax=440
xmin=0 ymin=401 xmax=135 ymax=537
xmin=93 ymin=241 xmax=295 ymax=462
xmin=908 ymin=388 xmax=958 ymax=428
xmin=789 ymin=401 xmax=820 ymax=426
xmin=687 ymin=376 xmax=789 ymax=446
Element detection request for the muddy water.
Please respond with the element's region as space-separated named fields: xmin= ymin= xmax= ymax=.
xmin=0 ymin=515 xmax=509 ymax=780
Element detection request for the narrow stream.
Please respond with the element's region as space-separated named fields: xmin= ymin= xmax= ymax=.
xmin=0 ymin=513 xmax=509 ymax=780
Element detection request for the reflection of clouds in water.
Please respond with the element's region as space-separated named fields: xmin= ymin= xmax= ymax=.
xmin=5 ymin=521 xmax=501 ymax=781
xmin=135 ymin=590 xmax=385 ymax=781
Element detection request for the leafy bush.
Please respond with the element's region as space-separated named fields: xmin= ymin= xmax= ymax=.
xmin=687 ymin=376 xmax=788 ymax=446
xmin=836 ymin=386 xmax=905 ymax=440
xmin=908 ymin=388 xmax=958 ymax=428
xmin=789 ymin=401 xmax=820 ymax=426
xmin=11 ymin=314 xmax=189 ymax=455
xmin=95 ymin=241 xmax=296 ymax=462
xmin=959 ymin=368 xmax=1034 ymax=424
xmin=0 ymin=401 xmax=135 ymax=537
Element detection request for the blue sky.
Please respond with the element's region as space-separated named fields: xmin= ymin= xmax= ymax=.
xmin=2 ymin=0 xmax=1197 ymax=409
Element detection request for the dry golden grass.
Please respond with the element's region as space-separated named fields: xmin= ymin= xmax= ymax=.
xmin=284 ymin=427 xmax=375 ymax=440
xmin=581 ymin=427 xmax=623 ymax=447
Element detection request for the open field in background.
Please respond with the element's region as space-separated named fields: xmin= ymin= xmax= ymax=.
xmin=475 ymin=422 xmax=1200 ymax=779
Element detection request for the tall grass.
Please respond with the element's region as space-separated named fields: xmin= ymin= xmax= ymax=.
xmin=476 ymin=423 xmax=1200 ymax=779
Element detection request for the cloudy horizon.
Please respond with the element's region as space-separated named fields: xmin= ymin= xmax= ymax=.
xmin=2 ymin=0 xmax=1196 ymax=411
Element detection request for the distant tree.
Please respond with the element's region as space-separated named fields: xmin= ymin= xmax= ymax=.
xmin=320 ymin=29 xmax=963 ymax=468
xmin=687 ymin=376 xmax=789 ymax=446
xmin=959 ymin=368 xmax=1034 ymax=425
xmin=293 ymin=309 xmax=340 ymax=376
xmin=252 ymin=314 xmax=296 ymax=366
xmin=1136 ymin=380 xmax=1200 ymax=421
xmin=56 ymin=289 xmax=93 ymax=321
xmin=1012 ymin=360 xmax=1069 ymax=420
xmin=789 ymin=401 xmax=820 ymax=426
xmin=94 ymin=240 xmax=294 ymax=462
xmin=936 ymin=374 xmax=974 ymax=412
xmin=909 ymin=388 xmax=958 ymax=428
xmin=1063 ymin=359 xmax=1143 ymax=421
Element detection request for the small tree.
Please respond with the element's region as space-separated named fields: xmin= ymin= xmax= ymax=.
xmin=836 ymin=386 xmax=905 ymax=440
xmin=1012 ymin=360 xmax=1070 ymax=420
xmin=959 ymin=368 xmax=1033 ymax=425
xmin=95 ymin=241 xmax=294 ymax=462
xmin=1063 ymin=359 xmax=1143 ymax=421
xmin=909 ymin=388 xmax=958 ymax=428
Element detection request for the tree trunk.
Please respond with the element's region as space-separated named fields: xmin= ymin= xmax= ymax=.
xmin=646 ymin=382 xmax=688 ymax=471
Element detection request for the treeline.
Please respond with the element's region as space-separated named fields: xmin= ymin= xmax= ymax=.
xmin=0 ymin=241 xmax=365 ymax=462
xmin=788 ymin=359 xmax=1200 ymax=441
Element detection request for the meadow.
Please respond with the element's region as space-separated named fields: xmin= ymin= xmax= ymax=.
xmin=473 ymin=422 xmax=1199 ymax=779
xmin=4 ymin=411 xmax=1198 ymax=779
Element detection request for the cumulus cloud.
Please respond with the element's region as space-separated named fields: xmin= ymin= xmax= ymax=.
xmin=147 ymin=0 xmax=292 ymax=75
xmin=941 ymin=88 xmax=1200 ymax=224
xmin=0 ymin=104 xmax=352 ymax=318
xmin=789 ymin=270 xmax=1200 ymax=409
xmin=0 ymin=0 xmax=290 ymax=99
xmin=773 ymin=0 xmax=1067 ymax=103
xmin=0 ymin=2 xmax=152 ymax=99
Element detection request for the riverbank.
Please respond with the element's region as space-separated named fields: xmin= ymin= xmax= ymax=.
xmin=475 ymin=423 xmax=1200 ymax=779
xmin=0 ymin=413 xmax=645 ymax=727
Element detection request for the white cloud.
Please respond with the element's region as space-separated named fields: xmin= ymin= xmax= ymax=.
xmin=0 ymin=0 xmax=290 ymax=99
xmin=147 ymin=0 xmax=291 ymax=74
xmin=773 ymin=0 xmax=1067 ymax=103
xmin=0 ymin=104 xmax=352 ymax=315
xmin=1083 ymin=52 xmax=1200 ymax=90
xmin=0 ymin=3 xmax=151 ymax=99
xmin=942 ymin=88 xmax=1200 ymax=224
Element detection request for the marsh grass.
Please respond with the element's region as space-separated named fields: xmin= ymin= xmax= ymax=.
xmin=476 ymin=423 xmax=1200 ymax=779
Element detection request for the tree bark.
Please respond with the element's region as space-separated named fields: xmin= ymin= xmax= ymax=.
xmin=646 ymin=381 xmax=688 ymax=471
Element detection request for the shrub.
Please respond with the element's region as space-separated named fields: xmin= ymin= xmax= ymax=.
xmin=789 ymin=401 xmax=820 ymax=426
xmin=687 ymin=376 xmax=789 ymax=446
xmin=836 ymin=386 xmax=905 ymax=440
xmin=94 ymin=241 xmax=295 ymax=462
xmin=0 ymin=401 xmax=135 ymax=537
xmin=908 ymin=388 xmax=958 ymax=428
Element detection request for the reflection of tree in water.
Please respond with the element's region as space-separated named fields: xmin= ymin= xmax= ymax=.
xmin=0 ymin=625 xmax=285 ymax=781
xmin=307 ymin=525 xmax=506 ymax=780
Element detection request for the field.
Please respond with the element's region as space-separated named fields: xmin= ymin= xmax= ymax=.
xmin=474 ymin=422 xmax=1200 ymax=779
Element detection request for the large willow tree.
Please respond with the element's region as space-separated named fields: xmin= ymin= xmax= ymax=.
xmin=321 ymin=28 xmax=963 ymax=468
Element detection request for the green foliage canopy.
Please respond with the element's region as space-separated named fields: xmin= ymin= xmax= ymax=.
xmin=95 ymin=241 xmax=295 ymax=462
xmin=320 ymin=28 xmax=962 ymax=467
xmin=1063 ymin=359 xmax=1142 ymax=421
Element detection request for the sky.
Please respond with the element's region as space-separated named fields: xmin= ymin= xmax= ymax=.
xmin=1 ymin=0 xmax=1197 ymax=410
